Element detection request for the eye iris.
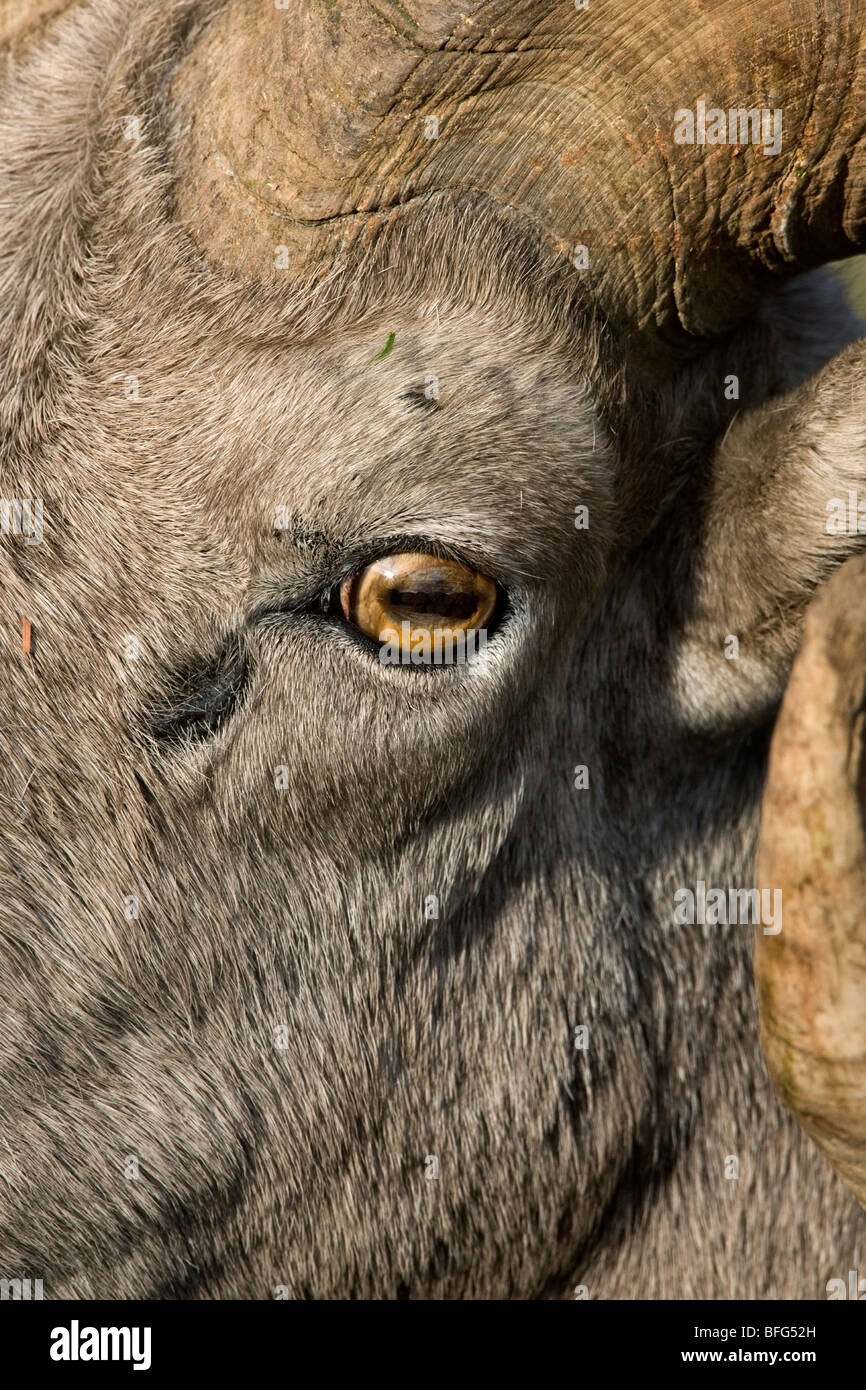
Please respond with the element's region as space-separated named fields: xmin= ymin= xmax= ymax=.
xmin=341 ymin=553 xmax=497 ymax=652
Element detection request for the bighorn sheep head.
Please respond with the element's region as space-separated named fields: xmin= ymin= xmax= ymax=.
xmin=2 ymin=0 xmax=866 ymax=1299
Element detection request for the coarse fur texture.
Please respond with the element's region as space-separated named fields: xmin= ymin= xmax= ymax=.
xmin=1 ymin=0 xmax=866 ymax=1298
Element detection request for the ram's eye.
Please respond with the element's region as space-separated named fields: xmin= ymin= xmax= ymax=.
xmin=339 ymin=553 xmax=498 ymax=660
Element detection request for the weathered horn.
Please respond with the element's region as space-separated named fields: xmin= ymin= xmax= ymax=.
xmin=757 ymin=553 xmax=866 ymax=1211
xmin=172 ymin=0 xmax=866 ymax=355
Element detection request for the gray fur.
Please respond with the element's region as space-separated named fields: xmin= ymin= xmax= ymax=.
xmin=1 ymin=0 xmax=864 ymax=1298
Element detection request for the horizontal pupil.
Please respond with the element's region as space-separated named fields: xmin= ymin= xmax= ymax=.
xmin=387 ymin=585 xmax=477 ymax=621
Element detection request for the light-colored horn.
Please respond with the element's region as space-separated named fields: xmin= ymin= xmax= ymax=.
xmin=172 ymin=0 xmax=866 ymax=356
xmin=757 ymin=552 xmax=866 ymax=1211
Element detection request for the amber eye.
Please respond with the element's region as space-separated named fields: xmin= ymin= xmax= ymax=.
xmin=339 ymin=553 xmax=498 ymax=663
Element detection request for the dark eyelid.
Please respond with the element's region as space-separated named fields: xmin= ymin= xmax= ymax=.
xmin=247 ymin=582 xmax=335 ymax=624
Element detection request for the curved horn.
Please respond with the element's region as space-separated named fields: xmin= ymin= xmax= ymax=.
xmin=757 ymin=553 xmax=866 ymax=1211
xmin=172 ymin=0 xmax=866 ymax=355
